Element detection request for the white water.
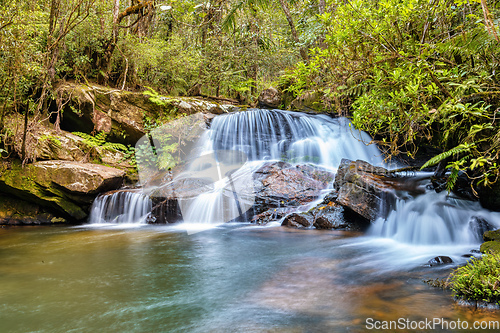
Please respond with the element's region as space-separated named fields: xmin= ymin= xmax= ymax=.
xmin=88 ymin=190 xmax=152 ymax=224
xmin=87 ymin=109 xmax=500 ymax=258
xmin=204 ymin=109 xmax=384 ymax=169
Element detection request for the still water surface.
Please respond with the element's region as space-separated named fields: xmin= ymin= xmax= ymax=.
xmin=1 ymin=224 xmax=499 ymax=332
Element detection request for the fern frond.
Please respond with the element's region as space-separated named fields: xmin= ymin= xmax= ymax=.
xmin=420 ymin=143 xmax=475 ymax=170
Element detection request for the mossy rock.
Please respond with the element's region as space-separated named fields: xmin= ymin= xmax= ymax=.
xmin=483 ymin=229 xmax=500 ymax=242
xmin=0 ymin=160 xmax=125 ymax=221
xmin=480 ymin=241 xmax=500 ymax=254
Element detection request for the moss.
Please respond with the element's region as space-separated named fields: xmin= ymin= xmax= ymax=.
xmin=449 ymin=252 xmax=500 ymax=305
xmin=480 ymin=241 xmax=500 ymax=254
xmin=484 ymin=229 xmax=500 ymax=242
xmin=0 ymin=161 xmax=87 ymax=220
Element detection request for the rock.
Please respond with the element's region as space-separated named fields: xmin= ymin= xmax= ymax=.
xmin=252 ymin=162 xmax=334 ymax=217
xmin=333 ymin=159 xmax=398 ymax=222
xmin=480 ymin=241 xmax=500 ymax=254
xmin=54 ymin=82 xmax=237 ymax=145
xmin=252 ymin=207 xmax=294 ymax=225
xmin=281 ymin=213 xmax=313 ymax=228
xmin=427 ymin=256 xmax=453 ymax=266
xmin=483 ymin=229 xmax=500 ymax=242
xmin=258 ymin=87 xmax=282 ymax=109
xmin=290 ymin=91 xmax=324 ymax=112
xmin=4 ymin=113 xmax=135 ymax=176
xmin=0 ymin=160 xmax=125 ymax=221
xmin=0 ymin=194 xmax=66 ymax=225
xmin=469 ymin=217 xmax=495 ymax=240
xmin=149 ymin=161 xmax=334 ymax=224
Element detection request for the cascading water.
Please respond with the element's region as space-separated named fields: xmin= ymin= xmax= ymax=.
xmin=369 ymin=190 xmax=500 ymax=245
xmin=174 ymin=109 xmax=385 ymax=224
xmin=203 ymin=109 xmax=384 ymax=168
xmin=88 ymin=190 xmax=152 ymax=224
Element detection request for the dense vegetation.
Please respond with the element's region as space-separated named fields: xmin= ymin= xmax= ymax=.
xmin=0 ymin=0 xmax=499 ymax=190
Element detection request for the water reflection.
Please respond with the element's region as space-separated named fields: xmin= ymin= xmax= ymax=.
xmin=0 ymin=225 xmax=499 ymax=332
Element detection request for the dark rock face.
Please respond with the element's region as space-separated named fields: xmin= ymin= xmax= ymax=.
xmin=258 ymin=87 xmax=282 ymax=109
xmin=333 ymin=159 xmax=397 ymax=222
xmin=0 ymin=160 xmax=125 ymax=222
xmin=0 ymin=195 xmax=66 ymax=225
xmin=282 ymin=213 xmax=314 ymax=228
xmin=427 ymin=256 xmax=453 ymax=266
xmin=469 ymin=217 xmax=495 ymax=240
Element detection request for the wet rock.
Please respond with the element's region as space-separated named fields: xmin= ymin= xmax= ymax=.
xmin=150 ymin=161 xmax=334 ymax=224
xmin=252 ymin=162 xmax=334 ymax=217
xmin=258 ymin=87 xmax=282 ymax=109
xmin=290 ymin=91 xmax=325 ymax=112
xmin=333 ymin=159 xmax=398 ymax=222
xmin=427 ymin=256 xmax=453 ymax=266
xmin=0 ymin=160 xmax=125 ymax=221
xmin=480 ymin=241 xmax=500 ymax=254
xmin=252 ymin=207 xmax=294 ymax=225
xmin=469 ymin=217 xmax=495 ymax=240
xmin=483 ymin=229 xmax=500 ymax=242
xmin=281 ymin=213 xmax=313 ymax=228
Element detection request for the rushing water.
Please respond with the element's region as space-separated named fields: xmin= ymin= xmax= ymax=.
xmin=1 ymin=224 xmax=499 ymax=333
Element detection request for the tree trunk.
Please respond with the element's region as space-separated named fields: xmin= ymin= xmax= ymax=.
xmin=480 ymin=0 xmax=500 ymax=42
xmin=277 ymin=0 xmax=308 ymax=61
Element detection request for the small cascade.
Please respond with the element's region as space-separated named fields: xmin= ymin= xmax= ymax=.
xmin=89 ymin=190 xmax=152 ymax=224
xmin=204 ymin=109 xmax=384 ymax=169
xmin=369 ymin=191 xmax=500 ymax=245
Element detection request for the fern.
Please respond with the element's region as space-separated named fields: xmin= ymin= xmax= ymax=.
xmin=420 ymin=143 xmax=475 ymax=170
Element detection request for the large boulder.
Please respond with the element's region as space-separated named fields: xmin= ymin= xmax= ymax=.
xmin=4 ymin=113 xmax=135 ymax=176
xmin=0 ymin=195 xmax=66 ymax=225
xmin=258 ymin=87 xmax=282 ymax=109
xmin=251 ymin=162 xmax=333 ymax=217
xmin=149 ymin=161 xmax=334 ymax=224
xmin=333 ymin=159 xmax=398 ymax=222
xmin=0 ymin=160 xmax=125 ymax=221
xmin=290 ymin=91 xmax=325 ymax=112
xmin=55 ymin=82 xmax=237 ymax=145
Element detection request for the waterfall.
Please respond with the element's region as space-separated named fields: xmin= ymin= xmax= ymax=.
xmin=369 ymin=190 xmax=500 ymax=245
xmin=203 ymin=109 xmax=384 ymax=169
xmin=88 ymin=109 xmax=383 ymax=225
xmin=88 ymin=190 xmax=152 ymax=224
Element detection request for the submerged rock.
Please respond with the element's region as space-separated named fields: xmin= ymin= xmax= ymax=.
xmin=427 ymin=256 xmax=453 ymax=267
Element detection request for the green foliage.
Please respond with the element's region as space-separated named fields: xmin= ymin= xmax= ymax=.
xmin=450 ymin=253 xmax=500 ymax=305
xmin=73 ymin=131 xmax=130 ymax=154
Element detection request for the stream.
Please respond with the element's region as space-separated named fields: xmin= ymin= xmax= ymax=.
xmin=2 ymin=109 xmax=500 ymax=332
xmin=1 ymin=224 xmax=499 ymax=332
